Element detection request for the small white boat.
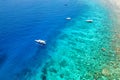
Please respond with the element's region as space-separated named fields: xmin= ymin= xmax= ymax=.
xmin=85 ymin=20 xmax=93 ymax=23
xmin=66 ymin=17 xmax=71 ymax=20
xmin=35 ymin=39 xmax=46 ymax=45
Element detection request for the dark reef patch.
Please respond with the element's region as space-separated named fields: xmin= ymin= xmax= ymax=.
xmin=0 ymin=51 xmax=7 ymax=68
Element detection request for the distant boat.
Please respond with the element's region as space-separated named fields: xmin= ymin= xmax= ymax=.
xmin=85 ymin=20 xmax=93 ymax=23
xmin=66 ymin=17 xmax=71 ymax=20
xmin=35 ymin=39 xmax=46 ymax=45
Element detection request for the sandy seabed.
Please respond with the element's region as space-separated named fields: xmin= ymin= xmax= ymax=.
xmin=100 ymin=0 xmax=120 ymax=79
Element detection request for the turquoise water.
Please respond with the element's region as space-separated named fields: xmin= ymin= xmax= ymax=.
xmin=27 ymin=0 xmax=118 ymax=80
xmin=0 ymin=0 xmax=119 ymax=80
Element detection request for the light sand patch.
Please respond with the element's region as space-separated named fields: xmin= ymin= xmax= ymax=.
xmin=102 ymin=68 xmax=110 ymax=76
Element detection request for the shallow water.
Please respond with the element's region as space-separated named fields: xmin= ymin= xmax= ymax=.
xmin=28 ymin=0 xmax=119 ymax=80
xmin=0 ymin=0 xmax=119 ymax=80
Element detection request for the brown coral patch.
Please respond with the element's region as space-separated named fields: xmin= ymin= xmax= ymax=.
xmin=115 ymin=47 xmax=120 ymax=55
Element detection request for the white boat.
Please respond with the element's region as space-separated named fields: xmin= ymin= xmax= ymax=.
xmin=35 ymin=39 xmax=46 ymax=45
xmin=85 ymin=20 xmax=93 ymax=23
xmin=66 ymin=17 xmax=71 ymax=20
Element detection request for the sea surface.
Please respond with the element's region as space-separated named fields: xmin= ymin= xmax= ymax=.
xmin=0 ymin=0 xmax=119 ymax=80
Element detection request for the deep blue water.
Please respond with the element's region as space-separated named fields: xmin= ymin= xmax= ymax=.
xmin=0 ymin=0 xmax=88 ymax=79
